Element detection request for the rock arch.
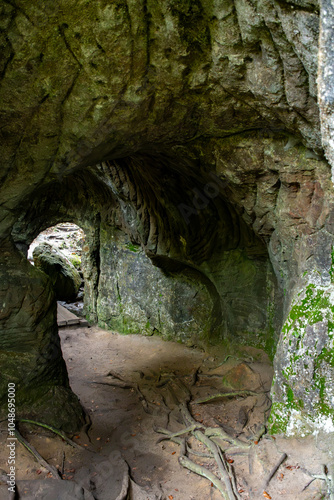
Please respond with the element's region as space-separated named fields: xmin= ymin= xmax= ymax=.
xmin=1 ymin=0 xmax=334 ymax=436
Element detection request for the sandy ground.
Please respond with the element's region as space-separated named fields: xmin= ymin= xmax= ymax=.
xmin=0 ymin=325 xmax=332 ymax=499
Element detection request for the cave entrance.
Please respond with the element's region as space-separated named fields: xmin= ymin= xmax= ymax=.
xmin=6 ymin=155 xmax=283 ymax=439
xmin=27 ymin=222 xmax=86 ymax=320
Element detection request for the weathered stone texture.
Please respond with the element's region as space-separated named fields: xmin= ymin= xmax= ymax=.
xmin=33 ymin=242 xmax=81 ymax=302
xmin=1 ymin=0 xmax=334 ymax=434
xmin=96 ymin=227 xmax=215 ymax=345
xmin=318 ymin=0 xmax=334 ymax=178
xmin=0 ymin=238 xmax=84 ymax=430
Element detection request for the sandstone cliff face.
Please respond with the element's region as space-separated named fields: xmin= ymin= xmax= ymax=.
xmin=319 ymin=0 xmax=334 ymax=179
xmin=1 ymin=0 xmax=334 ymax=435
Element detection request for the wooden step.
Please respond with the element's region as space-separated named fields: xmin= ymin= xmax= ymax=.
xmin=57 ymin=303 xmax=88 ymax=328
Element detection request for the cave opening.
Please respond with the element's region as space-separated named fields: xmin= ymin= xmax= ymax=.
xmin=26 ymin=222 xmax=85 ymax=316
xmin=2 ymin=0 xmax=334 ymax=495
xmin=10 ymin=150 xmax=284 ymax=355
xmin=2 ymin=133 xmax=332 ymax=500
xmin=3 ymin=150 xmax=286 ymax=497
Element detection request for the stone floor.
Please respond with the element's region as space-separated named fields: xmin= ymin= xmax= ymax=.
xmin=0 ymin=326 xmax=331 ymax=499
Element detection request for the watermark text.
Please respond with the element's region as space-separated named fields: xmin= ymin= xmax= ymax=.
xmin=7 ymin=383 xmax=16 ymax=493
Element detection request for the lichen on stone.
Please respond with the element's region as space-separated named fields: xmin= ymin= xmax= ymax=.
xmin=270 ymin=283 xmax=334 ymax=435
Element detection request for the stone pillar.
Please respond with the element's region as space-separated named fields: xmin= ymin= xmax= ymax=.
xmin=0 ymin=237 xmax=85 ymax=431
xmin=269 ymin=230 xmax=334 ymax=435
xmin=319 ymin=0 xmax=334 ymax=181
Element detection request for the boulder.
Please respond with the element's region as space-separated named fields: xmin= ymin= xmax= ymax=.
xmin=33 ymin=242 xmax=81 ymax=302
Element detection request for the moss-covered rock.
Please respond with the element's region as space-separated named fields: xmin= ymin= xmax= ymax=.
xmin=0 ymin=238 xmax=85 ymax=431
xmin=33 ymin=242 xmax=81 ymax=301
xmin=1 ymin=0 xmax=334 ymax=434
xmin=96 ymin=227 xmax=215 ymax=346
xmin=270 ymin=283 xmax=334 ymax=436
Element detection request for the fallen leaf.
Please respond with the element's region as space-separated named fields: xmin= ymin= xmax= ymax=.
xmin=131 ymin=433 xmax=136 ymax=437
xmin=285 ymin=465 xmax=299 ymax=470
xmin=36 ymin=470 xmax=42 ymax=475
xmin=238 ymin=490 xmax=244 ymax=493
xmin=172 ymin=452 xmax=176 ymax=455
xmin=96 ymin=437 xmax=101 ymax=440
xmin=211 ymin=483 xmax=214 ymax=487
xmin=278 ymin=473 xmax=284 ymax=481
xmin=168 ymin=496 xmax=173 ymax=500
xmin=254 ymin=440 xmax=259 ymax=445
xmin=263 ymin=492 xmax=271 ymax=499
xmin=227 ymin=459 xmax=234 ymax=464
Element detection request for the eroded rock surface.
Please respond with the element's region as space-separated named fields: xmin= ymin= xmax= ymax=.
xmin=1 ymin=0 xmax=334 ymax=435
xmin=33 ymin=242 xmax=81 ymax=302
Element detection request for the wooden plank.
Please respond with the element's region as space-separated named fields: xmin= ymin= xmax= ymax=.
xmin=57 ymin=303 xmax=83 ymax=327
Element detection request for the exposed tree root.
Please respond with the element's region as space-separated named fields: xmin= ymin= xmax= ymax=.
xmin=179 ymin=455 xmax=231 ymax=499
xmin=102 ymin=358 xmax=297 ymax=499
xmin=93 ymin=374 xmax=154 ymax=414
xmin=181 ymin=403 xmax=241 ymax=499
xmin=17 ymin=419 xmax=83 ymax=449
xmin=204 ymin=427 xmax=250 ymax=450
xmin=250 ymin=423 xmax=266 ymax=443
xmin=92 ymin=379 xmax=134 ymax=389
xmin=135 ymin=383 xmax=154 ymax=414
xmin=14 ymin=428 xmax=61 ymax=480
xmin=106 ymin=369 xmax=127 ymax=381
xmin=214 ymin=355 xmax=254 ymax=368
xmin=155 ymin=424 xmax=199 ymax=443
xmin=261 ymin=452 xmax=287 ymax=491
xmin=154 ymin=401 xmax=244 ymax=499
xmin=193 ymin=390 xmax=265 ymax=405
xmin=307 ymin=465 xmax=334 ymax=500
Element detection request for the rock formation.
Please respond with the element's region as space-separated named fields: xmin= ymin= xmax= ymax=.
xmin=1 ymin=0 xmax=334 ymax=436
xmin=33 ymin=242 xmax=81 ymax=302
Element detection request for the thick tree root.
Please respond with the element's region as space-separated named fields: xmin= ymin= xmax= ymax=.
xmin=179 ymin=455 xmax=231 ymax=499
xmin=193 ymin=430 xmax=240 ymax=500
xmin=154 ymin=402 xmax=242 ymax=499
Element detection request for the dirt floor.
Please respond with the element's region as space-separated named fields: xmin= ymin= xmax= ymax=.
xmin=0 ymin=325 xmax=332 ymax=499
